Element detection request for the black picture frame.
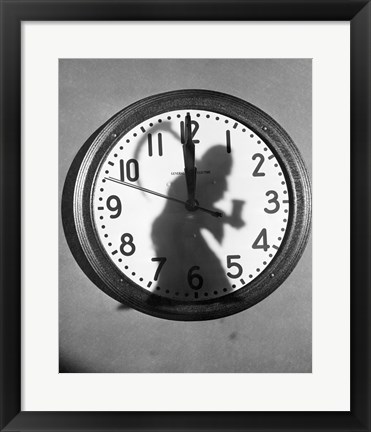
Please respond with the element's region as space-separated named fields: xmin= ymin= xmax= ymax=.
xmin=0 ymin=1 xmax=369 ymax=431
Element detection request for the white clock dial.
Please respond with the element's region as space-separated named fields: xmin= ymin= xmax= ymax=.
xmin=92 ymin=109 xmax=290 ymax=301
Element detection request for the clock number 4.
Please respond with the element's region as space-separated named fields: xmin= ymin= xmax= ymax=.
xmin=226 ymin=255 xmax=243 ymax=279
xmin=120 ymin=159 xmax=139 ymax=182
xmin=252 ymin=229 xmax=269 ymax=251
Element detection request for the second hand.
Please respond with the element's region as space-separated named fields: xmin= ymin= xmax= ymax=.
xmin=105 ymin=177 xmax=223 ymax=218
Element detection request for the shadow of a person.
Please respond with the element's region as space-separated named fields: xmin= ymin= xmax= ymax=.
xmin=150 ymin=145 xmax=245 ymax=301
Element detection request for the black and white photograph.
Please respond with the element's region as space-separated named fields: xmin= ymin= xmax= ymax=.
xmin=59 ymin=58 xmax=312 ymax=373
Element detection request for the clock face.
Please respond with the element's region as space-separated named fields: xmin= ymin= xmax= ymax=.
xmin=92 ymin=110 xmax=290 ymax=301
xmin=62 ymin=90 xmax=311 ymax=320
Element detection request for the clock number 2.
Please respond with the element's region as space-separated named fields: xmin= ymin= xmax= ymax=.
xmin=252 ymin=153 xmax=265 ymax=177
xmin=120 ymin=233 xmax=136 ymax=256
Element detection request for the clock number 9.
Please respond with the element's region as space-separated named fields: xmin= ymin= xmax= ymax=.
xmin=106 ymin=195 xmax=122 ymax=219
xmin=120 ymin=233 xmax=136 ymax=256
xmin=226 ymin=255 xmax=243 ymax=279
xmin=187 ymin=266 xmax=203 ymax=290
xmin=264 ymin=190 xmax=280 ymax=214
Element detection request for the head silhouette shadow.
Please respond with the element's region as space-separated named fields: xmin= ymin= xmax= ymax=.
xmin=148 ymin=145 xmax=245 ymax=304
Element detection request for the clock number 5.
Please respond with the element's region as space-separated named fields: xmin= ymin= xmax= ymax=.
xmin=264 ymin=190 xmax=280 ymax=214
xmin=226 ymin=255 xmax=243 ymax=279
xmin=188 ymin=266 xmax=203 ymax=290
xmin=151 ymin=257 xmax=167 ymax=281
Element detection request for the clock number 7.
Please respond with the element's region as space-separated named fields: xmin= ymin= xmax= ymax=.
xmin=151 ymin=257 xmax=167 ymax=281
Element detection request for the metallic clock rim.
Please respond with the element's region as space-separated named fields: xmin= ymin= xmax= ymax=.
xmin=62 ymin=89 xmax=312 ymax=321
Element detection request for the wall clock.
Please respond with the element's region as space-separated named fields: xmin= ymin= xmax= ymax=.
xmin=62 ymin=89 xmax=311 ymax=321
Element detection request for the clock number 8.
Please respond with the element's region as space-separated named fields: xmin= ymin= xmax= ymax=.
xmin=120 ymin=233 xmax=136 ymax=256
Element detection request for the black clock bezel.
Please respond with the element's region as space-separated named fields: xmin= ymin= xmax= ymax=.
xmin=62 ymin=89 xmax=311 ymax=321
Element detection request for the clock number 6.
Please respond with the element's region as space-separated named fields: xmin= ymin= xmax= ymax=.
xmin=120 ymin=233 xmax=136 ymax=256
xmin=264 ymin=190 xmax=280 ymax=214
xmin=226 ymin=255 xmax=243 ymax=279
xmin=188 ymin=266 xmax=203 ymax=290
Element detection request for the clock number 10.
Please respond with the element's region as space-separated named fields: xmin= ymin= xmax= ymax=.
xmin=120 ymin=159 xmax=139 ymax=182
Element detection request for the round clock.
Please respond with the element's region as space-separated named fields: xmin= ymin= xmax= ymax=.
xmin=62 ymin=90 xmax=311 ymax=321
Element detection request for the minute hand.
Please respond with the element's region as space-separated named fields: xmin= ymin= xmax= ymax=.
xmin=183 ymin=112 xmax=197 ymax=207
xmin=106 ymin=177 xmax=223 ymax=218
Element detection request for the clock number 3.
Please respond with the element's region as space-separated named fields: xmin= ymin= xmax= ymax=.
xmin=264 ymin=190 xmax=280 ymax=214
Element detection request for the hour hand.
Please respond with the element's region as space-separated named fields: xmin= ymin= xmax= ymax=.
xmin=183 ymin=112 xmax=197 ymax=209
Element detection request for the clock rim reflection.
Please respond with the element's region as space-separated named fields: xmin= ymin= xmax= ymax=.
xmin=62 ymin=89 xmax=311 ymax=321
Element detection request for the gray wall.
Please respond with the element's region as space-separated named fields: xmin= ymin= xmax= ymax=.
xmin=59 ymin=59 xmax=312 ymax=373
